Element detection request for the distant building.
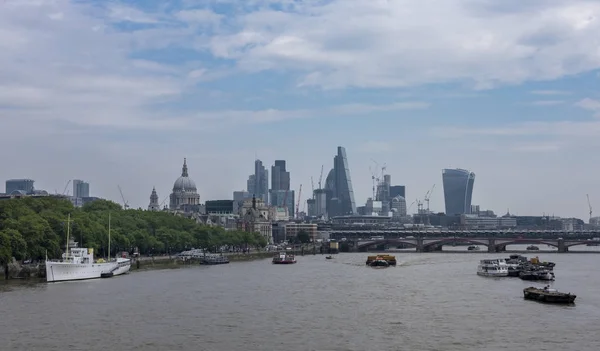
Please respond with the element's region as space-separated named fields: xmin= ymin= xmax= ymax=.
xmin=391 ymin=196 xmax=407 ymax=217
xmin=460 ymin=215 xmax=517 ymax=229
xmin=389 ymin=185 xmax=405 ymax=199
xmin=269 ymin=189 xmax=295 ymax=217
xmin=148 ymin=187 xmax=160 ymax=211
xmin=205 ymin=200 xmax=235 ymax=214
xmin=247 ymin=159 xmax=268 ymax=203
xmin=72 ymin=180 xmax=90 ymax=198
xmin=5 ymin=179 xmax=35 ymax=194
xmin=324 ymin=146 xmax=357 ymax=216
xmin=233 ymin=191 xmax=252 ymax=214
xmin=169 ymin=158 xmax=201 ymax=212
xmin=442 ymin=168 xmax=475 ymax=215
xmin=271 ymin=160 xmax=290 ymax=192
xmin=285 ymin=223 xmax=318 ymax=242
xmin=239 ymin=196 xmax=272 ymax=244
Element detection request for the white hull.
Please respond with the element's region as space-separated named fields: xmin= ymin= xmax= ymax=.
xmin=477 ymin=271 xmax=509 ymax=277
xmin=46 ymin=259 xmax=131 ymax=282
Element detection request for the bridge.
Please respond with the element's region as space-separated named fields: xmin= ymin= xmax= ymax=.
xmin=326 ymin=229 xmax=600 ymax=240
xmin=350 ymin=237 xmax=597 ymax=253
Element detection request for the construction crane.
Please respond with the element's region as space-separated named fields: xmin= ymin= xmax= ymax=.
xmin=424 ymin=184 xmax=436 ymax=213
xmin=118 ymin=185 xmax=129 ymax=209
xmin=159 ymin=194 xmax=169 ymax=208
xmin=295 ymin=184 xmax=302 ymax=219
xmin=62 ymin=180 xmax=72 ymax=196
xmin=587 ymin=194 xmax=592 ymax=223
xmin=318 ymin=165 xmax=324 ymax=189
xmin=369 ymin=159 xmax=380 ymax=199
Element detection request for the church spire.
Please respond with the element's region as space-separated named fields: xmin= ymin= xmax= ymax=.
xmin=182 ymin=158 xmax=188 ymax=177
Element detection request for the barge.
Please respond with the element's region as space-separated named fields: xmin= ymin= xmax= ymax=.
xmin=523 ymin=286 xmax=576 ymax=304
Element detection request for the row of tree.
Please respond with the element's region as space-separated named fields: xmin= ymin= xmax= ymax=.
xmin=0 ymin=197 xmax=268 ymax=267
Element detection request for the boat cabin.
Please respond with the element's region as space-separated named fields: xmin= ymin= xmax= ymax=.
xmin=61 ymin=247 xmax=94 ymax=264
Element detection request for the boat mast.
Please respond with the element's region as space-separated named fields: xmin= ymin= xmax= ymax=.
xmin=108 ymin=213 xmax=111 ymax=260
xmin=66 ymin=213 xmax=71 ymax=258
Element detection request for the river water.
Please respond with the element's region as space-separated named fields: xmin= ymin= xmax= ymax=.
xmin=2 ymin=247 xmax=599 ymax=351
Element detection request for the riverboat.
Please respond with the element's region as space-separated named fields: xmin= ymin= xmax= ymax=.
xmin=365 ymin=254 xmax=396 ymax=266
xmin=368 ymin=256 xmax=390 ymax=268
xmin=272 ymin=252 xmax=296 ymax=264
xmin=523 ymin=286 xmax=576 ymax=304
xmin=200 ymin=254 xmax=230 ymax=265
xmin=46 ymin=214 xmax=130 ymax=282
xmin=476 ymin=258 xmax=509 ymax=277
xmin=519 ymin=269 xmax=555 ymax=281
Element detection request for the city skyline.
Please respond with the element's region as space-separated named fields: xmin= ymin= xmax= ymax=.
xmin=1 ymin=1 xmax=599 ymax=219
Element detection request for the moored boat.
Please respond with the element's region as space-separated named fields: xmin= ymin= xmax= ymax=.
xmin=523 ymin=286 xmax=576 ymax=304
xmin=477 ymin=258 xmax=509 ymax=277
xmin=526 ymin=245 xmax=539 ymax=251
xmin=519 ymin=269 xmax=554 ymax=281
xmin=325 ymin=256 xmax=333 ymax=259
xmin=467 ymin=245 xmax=480 ymax=251
xmin=272 ymin=252 xmax=296 ymax=264
xmin=200 ymin=254 xmax=230 ymax=265
xmin=46 ymin=214 xmax=130 ymax=283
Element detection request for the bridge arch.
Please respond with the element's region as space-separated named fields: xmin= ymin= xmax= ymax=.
xmin=494 ymin=239 xmax=558 ymax=250
xmin=357 ymin=239 xmax=418 ymax=250
xmin=422 ymin=238 xmax=489 ymax=250
xmin=564 ymin=241 xmax=598 ymax=248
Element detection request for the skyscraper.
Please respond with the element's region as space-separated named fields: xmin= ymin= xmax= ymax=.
xmin=271 ymin=160 xmax=290 ymax=191
xmin=247 ymin=159 xmax=268 ymax=203
xmin=332 ymin=146 xmax=356 ymax=215
xmin=442 ymin=169 xmax=475 ymax=215
xmin=73 ymin=179 xmax=90 ymax=198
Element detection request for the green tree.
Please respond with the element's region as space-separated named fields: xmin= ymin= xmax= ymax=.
xmin=296 ymin=230 xmax=311 ymax=244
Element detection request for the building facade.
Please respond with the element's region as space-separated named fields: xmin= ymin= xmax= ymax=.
xmin=239 ymin=196 xmax=273 ymax=244
xmin=169 ymin=158 xmax=201 ymax=212
xmin=5 ymin=179 xmax=35 ymax=194
xmin=442 ymin=168 xmax=475 ymax=215
xmin=73 ymin=179 xmax=90 ymax=198
xmin=285 ymin=223 xmax=318 ymax=242
xmin=247 ymin=159 xmax=269 ymax=203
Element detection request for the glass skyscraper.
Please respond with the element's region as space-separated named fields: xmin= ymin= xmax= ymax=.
xmin=442 ymin=169 xmax=475 ymax=215
xmin=333 ymin=146 xmax=356 ymax=215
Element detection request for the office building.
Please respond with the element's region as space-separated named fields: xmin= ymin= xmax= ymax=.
xmin=442 ymin=168 xmax=475 ymax=215
xmin=72 ymin=179 xmax=90 ymax=198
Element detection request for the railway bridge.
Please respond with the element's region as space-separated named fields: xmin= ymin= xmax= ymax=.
xmin=349 ymin=237 xmax=596 ymax=253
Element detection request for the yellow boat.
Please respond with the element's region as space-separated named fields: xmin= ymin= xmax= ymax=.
xmin=366 ymin=254 xmax=396 ymax=266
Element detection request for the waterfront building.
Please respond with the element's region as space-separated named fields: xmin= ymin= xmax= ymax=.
xmin=5 ymin=179 xmax=35 ymax=194
xmin=72 ymin=179 xmax=90 ymax=198
xmin=442 ymin=168 xmax=475 ymax=215
xmin=285 ymin=223 xmax=318 ymax=242
xmin=460 ymin=214 xmax=517 ymax=229
xmin=169 ymin=158 xmax=201 ymax=212
xmin=148 ymin=187 xmax=160 ymax=211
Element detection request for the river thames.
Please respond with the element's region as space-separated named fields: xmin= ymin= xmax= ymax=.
xmin=1 ymin=247 xmax=599 ymax=351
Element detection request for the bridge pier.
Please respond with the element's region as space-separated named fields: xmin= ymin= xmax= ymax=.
xmin=416 ymin=238 xmax=424 ymax=252
xmin=558 ymin=239 xmax=568 ymax=253
xmin=487 ymin=239 xmax=496 ymax=253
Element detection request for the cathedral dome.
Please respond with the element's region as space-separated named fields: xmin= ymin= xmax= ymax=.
xmin=172 ymin=158 xmax=197 ymax=192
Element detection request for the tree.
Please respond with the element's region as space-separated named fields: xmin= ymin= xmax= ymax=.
xmin=296 ymin=230 xmax=311 ymax=244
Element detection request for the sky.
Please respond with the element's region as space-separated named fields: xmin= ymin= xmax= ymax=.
xmin=1 ymin=0 xmax=600 ymax=219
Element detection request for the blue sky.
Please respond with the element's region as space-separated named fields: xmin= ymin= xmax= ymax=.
xmin=1 ymin=0 xmax=600 ymax=219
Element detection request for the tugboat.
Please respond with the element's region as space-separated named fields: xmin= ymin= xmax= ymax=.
xmin=272 ymin=251 xmax=296 ymax=264
xmin=523 ymin=286 xmax=576 ymax=304
xmin=365 ymin=254 xmax=396 ymax=266
xmin=368 ymin=256 xmax=390 ymax=268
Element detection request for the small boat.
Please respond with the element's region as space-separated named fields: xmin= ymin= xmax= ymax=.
xmin=272 ymin=252 xmax=296 ymax=264
xmin=467 ymin=245 xmax=480 ymax=251
xmin=325 ymin=256 xmax=333 ymax=259
xmin=523 ymin=286 xmax=576 ymax=304
xmin=519 ymin=270 xmax=555 ymax=281
xmin=477 ymin=259 xmax=509 ymax=277
xmin=365 ymin=254 xmax=396 ymax=266
xmin=368 ymin=256 xmax=389 ymax=268
xmin=526 ymin=245 xmax=539 ymax=251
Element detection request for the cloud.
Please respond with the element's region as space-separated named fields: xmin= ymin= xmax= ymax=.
xmin=576 ymin=98 xmax=600 ymax=114
xmin=205 ymin=0 xmax=600 ymax=89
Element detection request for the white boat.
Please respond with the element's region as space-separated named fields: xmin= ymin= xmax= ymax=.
xmin=477 ymin=258 xmax=509 ymax=277
xmin=45 ymin=214 xmax=131 ymax=282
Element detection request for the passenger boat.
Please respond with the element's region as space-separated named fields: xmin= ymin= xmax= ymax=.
xmin=200 ymin=254 xmax=230 ymax=265
xmin=467 ymin=245 xmax=480 ymax=251
xmin=365 ymin=254 xmax=396 ymax=266
xmin=523 ymin=286 xmax=576 ymax=304
xmin=325 ymin=256 xmax=333 ymax=259
xmin=476 ymin=259 xmax=509 ymax=277
xmin=46 ymin=214 xmax=130 ymax=282
xmin=368 ymin=256 xmax=390 ymax=268
xmin=272 ymin=252 xmax=296 ymax=264
xmin=526 ymin=245 xmax=540 ymax=251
